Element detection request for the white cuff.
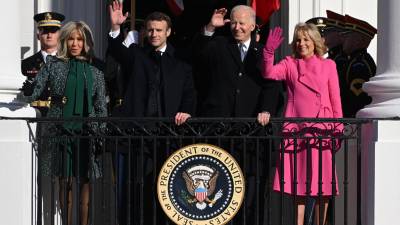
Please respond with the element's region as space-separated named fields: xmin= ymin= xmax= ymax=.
xmin=203 ymin=26 xmax=215 ymax=36
xmin=109 ymin=29 xmax=121 ymax=39
xmin=122 ymin=30 xmax=139 ymax=48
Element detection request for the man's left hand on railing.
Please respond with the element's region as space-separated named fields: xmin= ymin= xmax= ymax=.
xmin=175 ymin=112 xmax=191 ymax=126
xmin=257 ymin=111 xmax=271 ymax=126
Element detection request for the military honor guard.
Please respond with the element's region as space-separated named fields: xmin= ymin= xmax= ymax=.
xmin=306 ymin=16 xmax=329 ymax=35
xmin=21 ymin=12 xmax=65 ymax=116
xmin=342 ymin=14 xmax=377 ymax=117
xmin=20 ymin=12 xmax=65 ymax=225
xmin=325 ymin=11 xmax=347 ymax=60
xmin=306 ymin=11 xmax=347 ymax=60
xmin=324 ymin=11 xmax=349 ymax=116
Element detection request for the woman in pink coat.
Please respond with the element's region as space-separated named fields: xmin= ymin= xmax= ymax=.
xmin=262 ymin=23 xmax=343 ymax=225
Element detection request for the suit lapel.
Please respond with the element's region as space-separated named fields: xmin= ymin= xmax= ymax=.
xmin=297 ymin=58 xmax=321 ymax=93
xmin=227 ymin=39 xmax=242 ymax=66
xmin=160 ymin=45 xmax=176 ymax=86
xmin=244 ymin=40 xmax=260 ymax=65
xmin=159 ymin=45 xmax=177 ymax=111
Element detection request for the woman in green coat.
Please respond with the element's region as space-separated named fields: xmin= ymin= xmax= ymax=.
xmin=26 ymin=21 xmax=107 ymax=225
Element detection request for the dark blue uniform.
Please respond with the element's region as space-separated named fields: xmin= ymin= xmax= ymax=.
xmin=21 ymin=51 xmax=50 ymax=116
xmin=342 ymin=49 xmax=376 ymax=117
xmin=328 ymin=45 xmax=349 ymax=117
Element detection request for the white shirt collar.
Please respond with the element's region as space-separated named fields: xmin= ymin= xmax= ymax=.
xmin=41 ymin=50 xmax=57 ymax=63
xmin=238 ymin=39 xmax=251 ymax=50
xmin=158 ymin=45 xmax=167 ymax=55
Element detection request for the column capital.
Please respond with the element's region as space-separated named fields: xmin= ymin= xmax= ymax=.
xmin=357 ymin=74 xmax=400 ymax=118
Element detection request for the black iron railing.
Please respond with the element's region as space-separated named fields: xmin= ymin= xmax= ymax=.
xmin=22 ymin=117 xmax=371 ymax=225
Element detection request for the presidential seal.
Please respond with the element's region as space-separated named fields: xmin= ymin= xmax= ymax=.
xmin=157 ymin=144 xmax=245 ymax=225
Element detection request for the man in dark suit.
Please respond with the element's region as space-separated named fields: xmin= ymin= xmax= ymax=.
xmin=108 ymin=1 xmax=195 ymax=123
xmin=21 ymin=12 xmax=65 ymax=116
xmin=193 ymin=6 xmax=280 ymax=124
xmin=108 ymin=2 xmax=196 ymax=224
xmin=104 ymin=17 xmax=140 ymax=114
xmin=193 ymin=6 xmax=282 ymax=224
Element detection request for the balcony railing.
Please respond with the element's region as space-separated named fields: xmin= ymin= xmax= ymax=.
xmin=23 ymin=117 xmax=370 ymax=225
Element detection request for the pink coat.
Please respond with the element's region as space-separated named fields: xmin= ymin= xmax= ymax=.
xmin=263 ymin=51 xmax=343 ymax=196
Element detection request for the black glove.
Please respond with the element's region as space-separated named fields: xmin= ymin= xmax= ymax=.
xmin=20 ymin=80 xmax=34 ymax=96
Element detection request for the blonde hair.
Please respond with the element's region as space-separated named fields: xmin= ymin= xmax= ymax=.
xmin=291 ymin=22 xmax=327 ymax=58
xmin=57 ymin=21 xmax=95 ymax=61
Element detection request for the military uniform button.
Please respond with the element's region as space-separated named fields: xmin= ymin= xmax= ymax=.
xmin=238 ymin=72 xmax=242 ymax=77
xmin=236 ymin=89 xmax=240 ymax=94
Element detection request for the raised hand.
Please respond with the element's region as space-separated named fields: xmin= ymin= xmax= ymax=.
xmin=264 ymin=27 xmax=284 ymax=52
xmin=205 ymin=8 xmax=231 ymax=32
xmin=109 ymin=0 xmax=129 ymax=31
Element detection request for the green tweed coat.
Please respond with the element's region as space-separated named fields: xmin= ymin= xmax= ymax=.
xmin=26 ymin=56 xmax=107 ymax=178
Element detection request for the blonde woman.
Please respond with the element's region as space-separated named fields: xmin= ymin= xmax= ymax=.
xmin=262 ymin=23 xmax=343 ymax=225
xmin=26 ymin=21 xmax=107 ymax=225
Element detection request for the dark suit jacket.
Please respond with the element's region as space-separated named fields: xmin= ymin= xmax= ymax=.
xmin=107 ymin=34 xmax=196 ymax=117
xmin=193 ymin=34 xmax=282 ymax=117
xmin=21 ymin=51 xmax=45 ymax=78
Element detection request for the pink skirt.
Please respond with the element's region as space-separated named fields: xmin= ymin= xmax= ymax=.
xmin=273 ymin=147 xmax=339 ymax=196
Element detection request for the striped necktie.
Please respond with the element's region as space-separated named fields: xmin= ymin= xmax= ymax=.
xmin=239 ymin=43 xmax=246 ymax=61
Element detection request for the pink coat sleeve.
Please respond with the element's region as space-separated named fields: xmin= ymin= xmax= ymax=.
xmin=327 ymin=60 xmax=343 ymax=118
xmin=262 ymin=49 xmax=288 ymax=80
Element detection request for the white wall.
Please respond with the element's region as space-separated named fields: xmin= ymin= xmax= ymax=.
xmin=20 ymin=1 xmax=35 ymax=59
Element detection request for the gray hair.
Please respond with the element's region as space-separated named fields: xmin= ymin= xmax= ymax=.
xmin=230 ymin=5 xmax=256 ymax=25
xmin=57 ymin=21 xmax=95 ymax=61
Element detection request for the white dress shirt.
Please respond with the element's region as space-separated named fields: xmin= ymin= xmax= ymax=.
xmin=41 ymin=50 xmax=56 ymax=63
xmin=109 ymin=29 xmax=139 ymax=48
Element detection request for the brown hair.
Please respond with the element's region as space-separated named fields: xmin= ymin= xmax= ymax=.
xmin=291 ymin=22 xmax=327 ymax=58
xmin=57 ymin=21 xmax=95 ymax=61
xmin=144 ymin=12 xmax=172 ymax=29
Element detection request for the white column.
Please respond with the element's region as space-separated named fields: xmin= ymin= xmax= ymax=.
xmin=356 ymin=2 xmax=400 ymax=225
xmin=0 ymin=0 xmax=37 ymax=225
xmin=361 ymin=121 xmax=400 ymax=225
xmin=356 ymin=0 xmax=400 ymax=118
xmin=0 ymin=1 xmax=25 ymax=98
xmin=0 ymin=1 xmax=36 ymax=112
